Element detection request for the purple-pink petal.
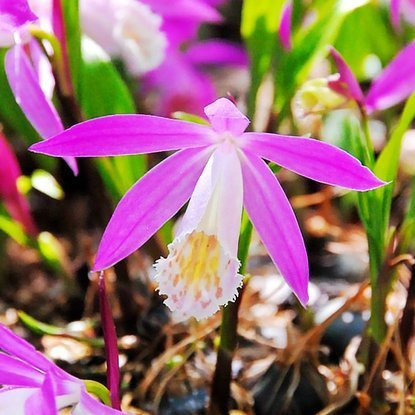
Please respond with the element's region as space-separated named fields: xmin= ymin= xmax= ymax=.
xmin=204 ymin=97 xmax=250 ymax=136
xmin=0 ymin=354 xmax=44 ymax=387
xmin=92 ymin=147 xmax=213 ymax=271
xmin=98 ymin=273 xmax=121 ymax=410
xmin=329 ymin=47 xmax=365 ymax=104
xmin=185 ymin=40 xmax=248 ymax=67
xmin=240 ymin=151 xmax=309 ymax=305
xmin=278 ymin=0 xmax=293 ymax=51
xmin=241 ymin=132 xmax=385 ymax=191
xmin=25 ymin=372 xmax=57 ymax=415
xmin=0 ymin=133 xmax=38 ymax=236
xmin=0 ymin=324 xmax=54 ymax=373
xmin=391 ymin=0 xmax=402 ymax=29
xmin=0 ymin=0 xmax=37 ymax=30
xmin=30 ymin=115 xmax=214 ymax=157
xmin=5 ymin=44 xmax=77 ymax=174
xmin=73 ymin=391 xmax=126 ymax=415
xmin=364 ymin=41 xmax=415 ymax=113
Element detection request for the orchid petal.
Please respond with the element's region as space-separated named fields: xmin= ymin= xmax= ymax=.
xmin=185 ymin=40 xmax=248 ymax=67
xmin=329 ymin=47 xmax=364 ymax=103
xmin=92 ymin=147 xmax=213 ymax=271
xmin=30 ymin=115 xmax=214 ymax=157
xmin=73 ymin=390 xmax=125 ymax=415
xmin=0 ymin=0 xmax=37 ymax=30
xmin=28 ymin=39 xmax=55 ymax=100
xmin=143 ymin=0 xmax=222 ymax=24
xmin=240 ymin=151 xmax=309 ymax=305
xmin=25 ymin=372 xmax=57 ymax=415
xmin=0 ymin=133 xmax=38 ymax=235
xmin=5 ymin=44 xmax=77 ymax=174
xmin=365 ymin=41 xmax=415 ymax=113
xmin=0 ymin=387 xmax=36 ymax=415
xmin=0 ymin=324 xmax=55 ymax=373
xmin=155 ymin=145 xmax=244 ymax=320
xmin=279 ymin=0 xmax=293 ymax=51
xmin=391 ymin=0 xmax=402 ymax=29
xmin=241 ymin=132 xmax=385 ymax=190
xmin=204 ymin=97 xmax=249 ymax=136
xmin=0 ymin=354 xmax=44 ymax=387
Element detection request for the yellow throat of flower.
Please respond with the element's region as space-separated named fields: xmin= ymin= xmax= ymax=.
xmin=154 ymin=230 xmax=242 ymax=320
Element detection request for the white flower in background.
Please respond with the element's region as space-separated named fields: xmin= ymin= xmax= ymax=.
xmin=400 ymin=130 xmax=415 ymax=176
xmin=80 ymin=0 xmax=167 ymax=76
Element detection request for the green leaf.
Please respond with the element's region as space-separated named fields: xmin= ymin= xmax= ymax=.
xmin=0 ymin=211 xmax=30 ymax=246
xmin=373 ymin=93 xmax=415 ymax=240
xmin=241 ymin=0 xmax=285 ymax=117
xmin=274 ymin=0 xmax=346 ymax=115
xmin=60 ymin=0 xmax=82 ymax=98
xmin=334 ymin=3 xmax=398 ymax=80
xmin=36 ymin=231 xmax=66 ymax=275
xmin=18 ymin=310 xmax=65 ymax=336
xmin=84 ymin=380 xmax=112 ymax=406
xmin=18 ymin=310 xmax=106 ymax=348
xmin=79 ymin=39 xmax=147 ymax=201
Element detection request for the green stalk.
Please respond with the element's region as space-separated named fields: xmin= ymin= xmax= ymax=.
xmin=208 ymin=214 xmax=253 ymax=415
xmin=359 ymin=111 xmax=387 ymax=342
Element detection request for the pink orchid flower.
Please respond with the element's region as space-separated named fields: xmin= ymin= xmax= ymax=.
xmin=0 ymin=323 xmax=127 ymax=414
xmin=1 ymin=0 xmax=77 ymax=174
xmin=0 ymin=0 xmax=37 ymax=47
xmin=30 ymin=98 xmax=384 ymax=320
xmin=144 ymin=40 xmax=248 ymax=116
xmin=329 ymin=43 xmax=415 ymax=114
xmin=0 ymin=133 xmax=37 ymax=236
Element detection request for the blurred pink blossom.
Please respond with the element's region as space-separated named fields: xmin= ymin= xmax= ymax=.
xmin=0 ymin=133 xmax=37 ymax=236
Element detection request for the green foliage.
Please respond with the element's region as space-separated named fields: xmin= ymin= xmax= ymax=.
xmin=241 ymin=0 xmax=285 ymax=117
xmin=274 ymin=0 xmax=363 ymax=117
xmin=334 ymin=3 xmax=398 ymax=80
xmin=60 ymin=0 xmax=82 ymax=97
xmin=79 ymin=39 xmax=147 ymax=201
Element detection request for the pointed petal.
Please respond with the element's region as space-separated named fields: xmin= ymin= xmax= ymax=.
xmin=93 ymin=147 xmax=213 ymax=271
xmin=240 ymin=151 xmax=309 ymax=304
xmin=365 ymin=41 xmax=415 ymax=113
xmin=25 ymin=372 xmax=57 ymax=415
xmin=185 ymin=40 xmax=248 ymax=67
xmin=0 ymin=354 xmax=44 ymax=387
xmin=5 ymin=45 xmax=77 ymax=174
xmin=0 ymin=388 xmax=36 ymax=415
xmin=29 ymin=115 xmax=214 ymax=157
xmin=279 ymin=0 xmax=293 ymax=51
xmin=204 ymin=97 xmax=250 ymax=136
xmin=328 ymin=47 xmax=364 ymax=103
xmin=0 ymin=324 xmax=54 ymax=373
xmin=98 ymin=274 xmax=120 ymax=410
xmin=241 ymin=132 xmax=385 ymax=190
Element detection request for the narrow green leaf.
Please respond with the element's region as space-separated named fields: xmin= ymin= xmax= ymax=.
xmin=241 ymin=0 xmax=285 ymax=117
xmin=60 ymin=0 xmax=82 ymax=98
xmin=79 ymin=39 xmax=147 ymax=200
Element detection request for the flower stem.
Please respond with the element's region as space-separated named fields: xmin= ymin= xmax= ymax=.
xmin=209 ymin=214 xmax=253 ymax=414
xmin=98 ymin=272 xmax=121 ymax=410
